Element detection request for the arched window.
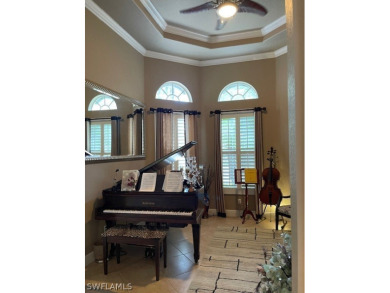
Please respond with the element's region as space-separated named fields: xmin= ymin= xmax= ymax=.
xmin=218 ymin=81 xmax=258 ymax=102
xmin=155 ymin=81 xmax=192 ymax=102
xmin=88 ymin=94 xmax=117 ymax=111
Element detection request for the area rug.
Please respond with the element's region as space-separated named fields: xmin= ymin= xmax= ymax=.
xmin=187 ymin=226 xmax=288 ymax=293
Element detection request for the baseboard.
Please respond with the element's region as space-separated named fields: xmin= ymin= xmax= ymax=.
xmin=208 ymin=209 xmax=256 ymax=218
xmin=85 ymin=251 xmax=95 ymax=266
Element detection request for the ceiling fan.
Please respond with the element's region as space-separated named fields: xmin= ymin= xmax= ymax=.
xmin=179 ymin=0 xmax=268 ymax=30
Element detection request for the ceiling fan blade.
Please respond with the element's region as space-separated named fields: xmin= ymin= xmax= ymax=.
xmin=215 ymin=18 xmax=228 ymax=30
xmin=238 ymin=0 xmax=268 ymax=16
xmin=180 ymin=1 xmax=218 ymax=14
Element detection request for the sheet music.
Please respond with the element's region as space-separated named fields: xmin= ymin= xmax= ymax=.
xmin=139 ymin=173 xmax=157 ymax=192
xmin=162 ymin=171 xmax=183 ymax=192
xmin=244 ymin=168 xmax=258 ymax=183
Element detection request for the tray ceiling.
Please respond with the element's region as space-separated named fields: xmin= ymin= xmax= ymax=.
xmin=86 ymin=0 xmax=287 ymax=66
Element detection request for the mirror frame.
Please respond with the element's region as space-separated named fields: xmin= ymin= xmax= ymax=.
xmin=85 ymin=79 xmax=146 ymax=164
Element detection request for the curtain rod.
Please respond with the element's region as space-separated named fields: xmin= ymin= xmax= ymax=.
xmin=85 ymin=116 xmax=121 ymax=121
xmin=149 ymin=107 xmax=201 ymax=115
xmin=209 ymin=107 xmax=266 ymax=115
xmin=127 ymin=108 xmax=143 ymax=118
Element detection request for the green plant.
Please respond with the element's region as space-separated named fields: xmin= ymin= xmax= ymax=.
xmin=256 ymin=233 xmax=292 ymax=293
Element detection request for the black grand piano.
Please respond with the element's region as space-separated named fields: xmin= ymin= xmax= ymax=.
xmin=95 ymin=141 xmax=204 ymax=263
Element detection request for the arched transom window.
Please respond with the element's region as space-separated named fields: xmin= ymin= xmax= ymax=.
xmin=218 ymin=81 xmax=258 ymax=102
xmin=156 ymin=81 xmax=192 ymax=102
xmin=88 ymin=94 xmax=117 ymax=111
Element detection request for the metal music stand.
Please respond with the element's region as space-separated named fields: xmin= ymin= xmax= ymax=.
xmin=234 ymin=168 xmax=259 ymax=224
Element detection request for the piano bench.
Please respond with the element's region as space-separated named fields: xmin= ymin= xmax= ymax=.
xmin=101 ymin=225 xmax=168 ymax=281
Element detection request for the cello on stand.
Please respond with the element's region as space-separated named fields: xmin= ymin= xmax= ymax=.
xmin=258 ymin=147 xmax=282 ymax=220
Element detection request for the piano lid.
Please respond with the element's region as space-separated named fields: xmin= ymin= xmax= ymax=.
xmin=139 ymin=141 xmax=197 ymax=174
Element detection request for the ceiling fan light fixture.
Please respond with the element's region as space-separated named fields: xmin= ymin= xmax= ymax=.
xmin=217 ymin=2 xmax=238 ymax=19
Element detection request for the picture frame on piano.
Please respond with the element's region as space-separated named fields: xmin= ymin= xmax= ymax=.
xmin=121 ymin=170 xmax=140 ymax=191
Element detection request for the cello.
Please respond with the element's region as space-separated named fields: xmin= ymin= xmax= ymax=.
xmin=259 ymin=147 xmax=282 ymax=205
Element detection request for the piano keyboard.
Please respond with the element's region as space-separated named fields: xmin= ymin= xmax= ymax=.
xmin=103 ymin=209 xmax=193 ymax=217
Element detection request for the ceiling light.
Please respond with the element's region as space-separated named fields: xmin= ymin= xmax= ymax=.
xmin=217 ymin=2 xmax=238 ymax=19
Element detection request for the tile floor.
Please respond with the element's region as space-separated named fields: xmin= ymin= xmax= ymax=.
xmin=85 ymin=212 xmax=291 ymax=293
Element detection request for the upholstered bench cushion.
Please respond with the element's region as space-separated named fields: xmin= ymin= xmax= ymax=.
xmin=278 ymin=205 xmax=291 ymax=216
xmin=102 ymin=225 xmax=167 ymax=239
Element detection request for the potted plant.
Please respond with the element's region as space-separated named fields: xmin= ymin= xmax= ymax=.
xmin=256 ymin=233 xmax=292 ymax=293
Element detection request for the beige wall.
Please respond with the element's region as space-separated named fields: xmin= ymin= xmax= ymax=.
xmin=85 ymin=10 xmax=144 ymax=102
xmin=85 ymin=8 xmax=289 ymax=256
xmin=85 ymin=9 xmax=146 ymax=254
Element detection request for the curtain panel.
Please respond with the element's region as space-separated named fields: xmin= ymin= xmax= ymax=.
xmin=214 ymin=111 xmax=226 ymax=217
xmin=134 ymin=109 xmax=143 ymax=155
xmin=254 ymin=107 xmax=265 ymax=216
xmin=184 ymin=110 xmax=199 ymax=159
xmin=155 ymin=108 xmax=173 ymax=175
xmin=128 ymin=109 xmax=143 ymax=156
xmin=111 ymin=116 xmax=121 ymax=156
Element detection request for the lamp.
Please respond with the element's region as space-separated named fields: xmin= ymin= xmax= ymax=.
xmin=217 ymin=2 xmax=238 ymax=18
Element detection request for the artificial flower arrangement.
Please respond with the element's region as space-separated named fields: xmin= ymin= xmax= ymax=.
xmin=256 ymin=233 xmax=292 ymax=293
xmin=184 ymin=157 xmax=202 ymax=191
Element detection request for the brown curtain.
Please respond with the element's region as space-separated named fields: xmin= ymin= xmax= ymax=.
xmin=135 ymin=109 xmax=143 ymax=155
xmin=111 ymin=116 xmax=121 ymax=156
xmin=214 ymin=111 xmax=226 ymax=217
xmin=129 ymin=109 xmax=143 ymax=156
xmin=255 ymin=108 xmax=265 ymax=216
xmin=155 ymin=108 xmax=173 ymax=174
xmin=184 ymin=111 xmax=199 ymax=158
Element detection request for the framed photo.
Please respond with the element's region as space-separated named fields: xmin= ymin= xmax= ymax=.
xmin=121 ymin=170 xmax=140 ymax=191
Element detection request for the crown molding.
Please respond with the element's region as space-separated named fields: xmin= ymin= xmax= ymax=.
xmin=139 ymin=0 xmax=167 ymax=30
xmin=261 ymin=16 xmax=286 ymax=35
xmin=145 ymin=47 xmax=287 ymax=67
xmin=86 ymin=0 xmax=287 ymax=67
xmin=85 ymin=0 xmax=146 ymax=55
xmin=145 ymin=51 xmax=202 ymax=67
xmin=199 ymin=51 xmax=282 ymax=67
xmin=274 ymin=46 xmax=288 ymax=57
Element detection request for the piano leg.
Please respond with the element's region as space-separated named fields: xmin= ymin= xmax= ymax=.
xmin=192 ymin=223 xmax=200 ymax=264
xmin=105 ymin=220 xmax=116 ymax=257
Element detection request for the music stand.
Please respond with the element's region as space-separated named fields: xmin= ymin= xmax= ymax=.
xmin=234 ymin=168 xmax=259 ymax=224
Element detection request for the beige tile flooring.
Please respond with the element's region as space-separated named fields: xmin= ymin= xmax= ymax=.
xmin=85 ymin=212 xmax=291 ymax=293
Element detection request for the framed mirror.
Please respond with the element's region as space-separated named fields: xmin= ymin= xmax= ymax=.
xmin=85 ymin=80 xmax=145 ymax=164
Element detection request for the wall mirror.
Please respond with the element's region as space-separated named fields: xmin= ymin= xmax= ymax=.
xmin=85 ymin=80 xmax=145 ymax=164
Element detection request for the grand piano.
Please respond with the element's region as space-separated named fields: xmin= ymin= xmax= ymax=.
xmin=95 ymin=141 xmax=204 ymax=263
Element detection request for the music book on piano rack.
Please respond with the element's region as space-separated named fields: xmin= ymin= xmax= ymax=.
xmin=139 ymin=173 xmax=157 ymax=192
xmin=162 ymin=171 xmax=183 ymax=192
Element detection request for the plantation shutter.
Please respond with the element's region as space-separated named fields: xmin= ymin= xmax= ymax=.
xmin=221 ymin=117 xmax=237 ymax=187
xmin=90 ymin=120 xmax=112 ymax=156
xmin=90 ymin=124 xmax=101 ymax=155
xmin=221 ymin=113 xmax=255 ymax=189
xmin=172 ymin=114 xmax=186 ymax=170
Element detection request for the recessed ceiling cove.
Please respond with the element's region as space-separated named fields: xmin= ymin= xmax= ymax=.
xmin=87 ymin=0 xmax=287 ymax=65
